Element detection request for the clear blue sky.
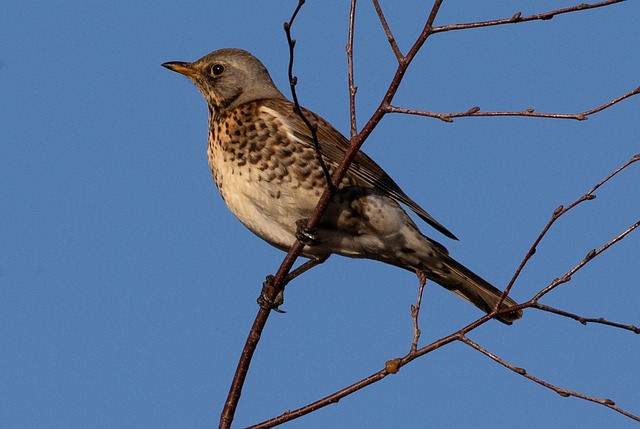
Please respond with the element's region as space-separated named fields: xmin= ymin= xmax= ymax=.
xmin=2 ymin=1 xmax=639 ymax=428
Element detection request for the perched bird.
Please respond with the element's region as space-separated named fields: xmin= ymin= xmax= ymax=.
xmin=162 ymin=48 xmax=522 ymax=324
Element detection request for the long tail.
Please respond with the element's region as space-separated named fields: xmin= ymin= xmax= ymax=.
xmin=426 ymin=254 xmax=522 ymax=325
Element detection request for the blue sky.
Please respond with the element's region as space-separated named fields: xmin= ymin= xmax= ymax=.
xmin=2 ymin=1 xmax=639 ymax=428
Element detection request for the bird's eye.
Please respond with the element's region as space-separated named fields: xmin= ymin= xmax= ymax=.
xmin=211 ymin=64 xmax=225 ymax=76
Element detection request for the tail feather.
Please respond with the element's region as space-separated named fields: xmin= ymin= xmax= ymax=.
xmin=427 ymin=255 xmax=522 ymax=325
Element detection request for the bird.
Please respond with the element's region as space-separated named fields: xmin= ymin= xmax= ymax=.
xmin=162 ymin=48 xmax=522 ymax=324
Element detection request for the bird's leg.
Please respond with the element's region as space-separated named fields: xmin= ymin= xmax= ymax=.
xmin=258 ymin=275 xmax=286 ymax=313
xmin=257 ymin=256 xmax=329 ymax=313
xmin=295 ymin=218 xmax=321 ymax=246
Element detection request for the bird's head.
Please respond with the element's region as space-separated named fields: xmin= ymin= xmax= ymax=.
xmin=162 ymin=48 xmax=286 ymax=112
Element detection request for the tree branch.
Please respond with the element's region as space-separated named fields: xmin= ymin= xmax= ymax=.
xmin=347 ymin=0 xmax=358 ymax=138
xmin=283 ymin=1 xmax=334 ymax=191
xmin=430 ymin=0 xmax=627 ymax=34
xmin=385 ymin=86 xmax=640 ymax=123
xmin=220 ymin=1 xmax=637 ymax=427
xmin=502 ymin=153 xmax=640 ymax=303
xmin=248 ymin=153 xmax=640 ymax=428
xmin=533 ymin=303 xmax=640 ymax=333
xmin=459 ymin=335 xmax=640 ymax=423
xmin=410 ymin=271 xmax=427 ymax=353
xmin=531 ymin=218 xmax=640 ymax=302
xmin=371 ymin=0 xmax=403 ymax=61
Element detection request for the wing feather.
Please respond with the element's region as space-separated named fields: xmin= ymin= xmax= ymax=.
xmin=263 ymin=99 xmax=458 ymax=240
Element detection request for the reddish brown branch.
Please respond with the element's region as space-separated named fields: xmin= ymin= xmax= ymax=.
xmin=247 ymin=330 xmax=465 ymax=429
xmin=248 ymin=154 xmax=640 ymax=428
xmin=460 ymin=335 xmax=640 ymax=423
xmin=431 ymin=0 xmax=627 ymax=34
xmin=221 ymin=1 xmax=637 ymax=427
xmin=347 ymin=0 xmax=358 ymax=138
xmin=219 ymin=2 xmax=324 ymax=427
xmin=502 ymin=153 xmax=640 ymax=303
xmin=283 ymin=1 xmax=334 ymax=190
xmin=532 ymin=218 xmax=640 ymax=301
xmin=410 ymin=271 xmax=427 ymax=353
xmin=385 ymin=86 xmax=640 ymax=123
xmin=533 ymin=303 xmax=640 ymax=333
xmin=372 ymin=0 xmax=403 ymax=60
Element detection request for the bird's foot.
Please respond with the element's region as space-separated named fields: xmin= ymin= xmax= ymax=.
xmin=295 ymin=219 xmax=320 ymax=246
xmin=257 ymin=275 xmax=286 ymax=313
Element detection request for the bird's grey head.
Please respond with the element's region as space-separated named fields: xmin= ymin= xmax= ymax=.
xmin=162 ymin=48 xmax=286 ymax=112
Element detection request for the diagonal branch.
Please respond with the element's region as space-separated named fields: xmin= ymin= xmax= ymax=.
xmin=531 ymin=218 xmax=640 ymax=301
xmin=460 ymin=335 xmax=640 ymax=423
xmin=410 ymin=271 xmax=427 ymax=353
xmin=283 ymin=1 xmax=335 ymax=191
xmin=248 ymin=153 xmax=640 ymax=428
xmin=347 ymin=0 xmax=358 ymax=138
xmin=371 ymin=0 xmax=403 ymax=61
xmin=431 ymin=0 xmax=627 ymax=34
xmin=221 ymin=1 xmax=637 ymax=427
xmin=500 ymin=153 xmax=640 ymax=305
xmin=533 ymin=303 xmax=640 ymax=333
xmin=385 ymin=86 xmax=640 ymax=123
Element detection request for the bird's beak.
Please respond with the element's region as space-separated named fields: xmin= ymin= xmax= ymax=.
xmin=161 ymin=61 xmax=198 ymax=78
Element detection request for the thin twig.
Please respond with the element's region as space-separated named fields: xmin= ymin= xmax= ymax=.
xmin=431 ymin=0 xmax=627 ymax=34
xmin=533 ymin=303 xmax=640 ymax=334
xmin=285 ymin=256 xmax=329 ymax=284
xmin=224 ymin=1 xmax=637 ymax=427
xmin=385 ymin=86 xmax=640 ymax=123
xmin=410 ymin=271 xmax=427 ymax=353
xmin=532 ymin=218 xmax=640 ymax=301
xmin=219 ymin=2 xmax=325 ymax=427
xmin=460 ymin=335 xmax=640 ymax=423
xmin=347 ymin=0 xmax=358 ymax=138
xmin=248 ymin=154 xmax=640 ymax=428
xmin=284 ymin=1 xmax=335 ymax=191
xmin=501 ymin=153 xmax=640 ymax=305
xmin=372 ymin=0 xmax=403 ymax=61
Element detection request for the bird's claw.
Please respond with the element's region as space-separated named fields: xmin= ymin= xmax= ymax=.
xmin=295 ymin=219 xmax=320 ymax=246
xmin=257 ymin=275 xmax=286 ymax=313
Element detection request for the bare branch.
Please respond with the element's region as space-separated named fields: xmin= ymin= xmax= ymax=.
xmin=347 ymin=0 xmax=358 ymax=138
xmin=372 ymin=0 xmax=403 ymax=61
xmin=283 ymin=2 xmax=334 ymax=191
xmin=221 ymin=1 xmax=638 ymax=427
xmin=219 ymin=2 xmax=326 ymax=427
xmin=410 ymin=271 xmax=427 ymax=353
xmin=533 ymin=303 xmax=640 ymax=334
xmin=247 ymin=368 xmax=390 ymax=429
xmin=385 ymin=86 xmax=640 ymax=123
xmin=431 ymin=0 xmax=627 ymax=34
xmin=248 ymin=153 xmax=640 ymax=428
xmin=503 ymin=153 xmax=640 ymax=301
xmin=460 ymin=336 xmax=640 ymax=423
xmin=532 ymin=218 xmax=640 ymax=301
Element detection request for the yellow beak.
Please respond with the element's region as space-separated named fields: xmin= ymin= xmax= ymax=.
xmin=161 ymin=61 xmax=198 ymax=78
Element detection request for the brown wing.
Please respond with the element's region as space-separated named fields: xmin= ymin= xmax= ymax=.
xmin=264 ymin=98 xmax=458 ymax=240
